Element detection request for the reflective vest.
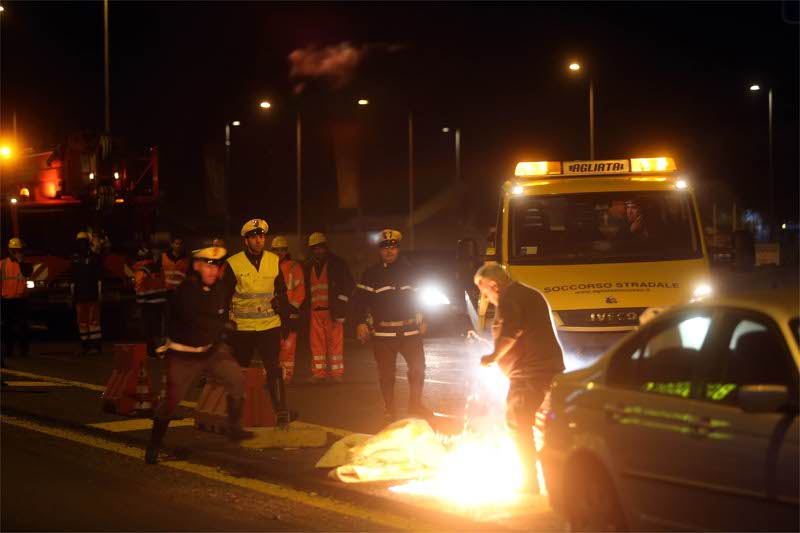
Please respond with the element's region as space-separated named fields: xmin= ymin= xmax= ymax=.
xmin=310 ymin=263 xmax=329 ymax=310
xmin=227 ymin=251 xmax=281 ymax=331
xmin=161 ymin=252 xmax=189 ymax=290
xmin=133 ymin=259 xmax=167 ymax=304
xmin=280 ymin=259 xmax=305 ymax=317
xmin=0 ymin=257 xmax=27 ymax=299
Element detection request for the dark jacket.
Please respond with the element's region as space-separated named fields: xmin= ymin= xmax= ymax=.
xmin=168 ymin=273 xmax=228 ymax=350
xmin=303 ymin=252 xmax=355 ymax=321
xmin=350 ymin=256 xmax=423 ymax=338
xmin=70 ymin=251 xmax=103 ymax=303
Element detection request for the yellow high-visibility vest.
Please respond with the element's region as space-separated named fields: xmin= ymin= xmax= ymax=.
xmin=227 ymin=251 xmax=281 ymax=331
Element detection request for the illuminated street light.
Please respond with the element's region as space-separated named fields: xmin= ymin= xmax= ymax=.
xmin=749 ymin=83 xmax=775 ymax=238
xmin=441 ymin=127 xmax=461 ymax=184
xmin=568 ymin=61 xmax=595 ymax=159
xmin=0 ymin=145 xmax=11 ymax=158
xmin=782 ymin=223 xmax=787 ymax=230
xmin=259 ymin=101 xmax=272 ymax=109
xmin=442 ymin=127 xmax=450 ymax=133
xmin=231 ymin=120 xmax=241 ymax=127
xmin=10 ymin=198 xmax=17 ymax=204
xmin=89 ymin=172 xmax=95 ymax=180
xmin=357 ymin=99 xmax=369 ymax=106
xmin=113 ymin=172 xmax=120 ymax=180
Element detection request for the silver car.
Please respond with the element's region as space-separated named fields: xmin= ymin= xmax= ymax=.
xmin=541 ymin=289 xmax=799 ymax=531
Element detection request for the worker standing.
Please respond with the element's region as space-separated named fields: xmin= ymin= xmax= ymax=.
xmin=71 ymin=232 xmax=104 ymax=354
xmin=304 ymin=232 xmax=354 ymax=384
xmin=162 ymin=234 xmax=189 ymax=292
xmin=133 ymin=244 xmax=167 ymax=358
xmin=473 ymin=263 xmax=565 ymax=494
xmin=145 ymin=246 xmax=253 ymax=464
xmin=351 ymin=229 xmax=433 ymax=421
xmin=221 ymin=219 xmax=293 ymax=425
xmin=270 ymin=235 xmax=305 ymax=384
xmin=1 ymin=237 xmax=32 ymax=361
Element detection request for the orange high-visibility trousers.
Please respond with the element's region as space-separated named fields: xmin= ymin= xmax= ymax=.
xmin=310 ymin=309 xmax=343 ymax=377
xmin=279 ymin=331 xmax=297 ymax=382
xmin=76 ymin=301 xmax=102 ymax=342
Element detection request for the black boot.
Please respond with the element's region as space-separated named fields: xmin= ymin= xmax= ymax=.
xmin=226 ymin=397 xmax=255 ymax=442
xmin=145 ymin=418 xmax=170 ymax=464
xmin=408 ymin=375 xmax=434 ymax=419
xmin=267 ymin=371 xmax=297 ymax=428
xmin=379 ymin=377 xmax=396 ymax=422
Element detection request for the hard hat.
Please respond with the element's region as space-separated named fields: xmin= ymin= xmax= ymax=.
xmin=192 ymin=246 xmax=227 ymax=265
xmin=241 ymin=218 xmax=269 ymax=237
xmin=308 ymin=232 xmax=327 ymax=247
xmin=271 ymin=235 xmax=289 ymax=249
xmin=76 ymin=232 xmax=90 ymax=240
xmin=378 ymin=229 xmax=402 ymax=247
xmin=8 ymin=237 xmax=23 ymax=249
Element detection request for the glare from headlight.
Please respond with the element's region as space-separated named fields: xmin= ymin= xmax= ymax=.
xmin=420 ymin=286 xmax=450 ymax=307
xmin=692 ymin=283 xmax=712 ymax=302
xmin=26 ymin=280 xmax=35 ymax=289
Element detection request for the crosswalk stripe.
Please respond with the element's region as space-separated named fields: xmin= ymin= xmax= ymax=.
xmin=88 ymin=418 xmax=196 ymax=432
xmin=0 ymin=368 xmax=354 ymax=436
xmin=3 ymin=381 xmax=70 ymax=387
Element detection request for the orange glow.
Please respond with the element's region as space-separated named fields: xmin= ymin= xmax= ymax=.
xmin=43 ymin=181 xmax=58 ymax=198
xmin=630 ymin=177 xmax=667 ymax=182
xmin=0 ymin=145 xmax=11 ymax=158
xmin=630 ymin=157 xmax=676 ymax=172
xmin=19 ymin=187 xmax=30 ymax=197
xmin=515 ymin=161 xmax=562 ymax=177
xmin=115 ymin=198 xmax=125 ymax=203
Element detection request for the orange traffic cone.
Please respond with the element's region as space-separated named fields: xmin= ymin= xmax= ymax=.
xmin=102 ymin=344 xmax=152 ymax=416
xmin=132 ymin=364 xmax=155 ymax=415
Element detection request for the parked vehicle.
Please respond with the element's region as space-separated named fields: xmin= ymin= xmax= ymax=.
xmin=541 ymin=289 xmax=799 ymax=532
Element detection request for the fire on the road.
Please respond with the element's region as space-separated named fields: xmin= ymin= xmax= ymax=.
xmin=388 ymin=363 xmax=545 ymax=507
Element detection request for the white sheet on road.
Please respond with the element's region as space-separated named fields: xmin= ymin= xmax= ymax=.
xmin=316 ymin=419 xmax=447 ymax=483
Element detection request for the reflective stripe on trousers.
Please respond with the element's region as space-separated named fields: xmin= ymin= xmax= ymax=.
xmin=310 ymin=309 xmax=344 ymax=377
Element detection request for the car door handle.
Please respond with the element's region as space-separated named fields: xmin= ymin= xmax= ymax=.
xmin=604 ymin=403 xmax=626 ymax=422
xmin=690 ymin=416 xmax=717 ymax=436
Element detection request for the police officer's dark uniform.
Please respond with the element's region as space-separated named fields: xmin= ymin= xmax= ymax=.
xmin=145 ymin=246 xmax=252 ymax=464
xmin=351 ymin=229 xmax=433 ymax=421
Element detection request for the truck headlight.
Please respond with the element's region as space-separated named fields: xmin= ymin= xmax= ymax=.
xmin=26 ymin=280 xmax=35 ymax=289
xmin=420 ymin=286 xmax=450 ymax=307
xmin=692 ymin=283 xmax=713 ymax=302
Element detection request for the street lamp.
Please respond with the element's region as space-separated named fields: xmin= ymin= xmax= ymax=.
xmin=357 ymin=98 xmax=416 ymax=249
xmin=568 ymin=61 xmax=595 ymax=160
xmin=749 ymin=83 xmax=775 ymax=238
xmin=442 ymin=127 xmax=461 ymax=184
xmin=224 ymin=120 xmax=241 ymax=235
xmin=259 ymin=101 xmax=271 ymax=109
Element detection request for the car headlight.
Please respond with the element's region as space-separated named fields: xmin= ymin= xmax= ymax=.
xmin=26 ymin=280 xmax=35 ymax=289
xmin=691 ymin=283 xmax=713 ymax=302
xmin=419 ymin=286 xmax=451 ymax=307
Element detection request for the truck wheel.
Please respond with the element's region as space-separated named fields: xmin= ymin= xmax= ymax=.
xmin=565 ymin=458 xmax=627 ymax=532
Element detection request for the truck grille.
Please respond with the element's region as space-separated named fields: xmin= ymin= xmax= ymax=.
xmin=559 ymin=307 xmax=647 ymax=327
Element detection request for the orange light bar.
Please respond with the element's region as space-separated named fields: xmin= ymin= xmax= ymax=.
xmin=630 ymin=157 xmax=676 ymax=172
xmin=115 ymin=198 xmax=125 ymax=204
xmin=19 ymin=187 xmax=30 ymax=197
xmin=515 ymin=161 xmax=562 ymax=177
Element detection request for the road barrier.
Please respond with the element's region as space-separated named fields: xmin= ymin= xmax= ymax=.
xmin=194 ymin=359 xmax=276 ymax=435
xmin=101 ymin=344 xmax=156 ymax=416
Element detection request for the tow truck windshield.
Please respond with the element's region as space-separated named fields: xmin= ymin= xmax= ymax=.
xmin=509 ymin=190 xmax=701 ymax=265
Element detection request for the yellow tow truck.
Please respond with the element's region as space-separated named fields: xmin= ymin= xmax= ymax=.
xmin=474 ymin=157 xmax=711 ymax=365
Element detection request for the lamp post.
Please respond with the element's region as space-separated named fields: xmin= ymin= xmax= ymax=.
xmin=441 ymin=127 xmax=462 ymax=184
xmin=749 ymin=84 xmax=775 ymax=238
xmin=224 ymin=120 xmax=241 ymax=236
xmin=568 ymin=62 xmax=595 ymax=160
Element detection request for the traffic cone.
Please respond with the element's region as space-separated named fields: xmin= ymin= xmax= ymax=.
xmin=102 ymin=344 xmax=149 ymax=416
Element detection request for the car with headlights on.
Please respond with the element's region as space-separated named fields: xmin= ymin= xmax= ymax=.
xmin=405 ymin=250 xmax=471 ymax=336
xmin=540 ymin=289 xmax=799 ymax=532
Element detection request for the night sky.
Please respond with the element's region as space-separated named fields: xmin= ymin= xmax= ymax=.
xmin=1 ymin=1 xmax=798 ymax=236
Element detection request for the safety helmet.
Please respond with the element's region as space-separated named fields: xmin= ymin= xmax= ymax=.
xmin=241 ymin=218 xmax=269 ymax=237
xmin=8 ymin=237 xmax=23 ymax=249
xmin=271 ymin=235 xmax=289 ymax=249
xmin=192 ymin=246 xmax=227 ymax=265
xmin=76 ymin=232 xmax=90 ymax=240
xmin=308 ymin=232 xmax=327 ymax=247
xmin=378 ymin=229 xmax=402 ymax=248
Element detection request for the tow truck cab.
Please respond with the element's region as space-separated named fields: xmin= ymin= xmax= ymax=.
xmin=478 ymin=157 xmax=711 ymax=366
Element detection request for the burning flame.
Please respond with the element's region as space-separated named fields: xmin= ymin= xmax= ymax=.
xmin=389 ymin=349 xmax=546 ymax=507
